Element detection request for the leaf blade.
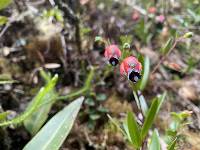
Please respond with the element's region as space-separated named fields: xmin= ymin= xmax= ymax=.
xmin=136 ymin=56 xmax=150 ymax=91
xmin=141 ymin=98 xmax=159 ymax=139
xmin=23 ymin=97 xmax=84 ymax=150
xmin=127 ymin=111 xmax=141 ymax=148
xmin=149 ymin=130 xmax=161 ymax=150
xmin=141 ymin=92 xmax=166 ymax=139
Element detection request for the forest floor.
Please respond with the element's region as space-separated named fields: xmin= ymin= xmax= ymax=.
xmin=0 ymin=0 xmax=200 ymax=150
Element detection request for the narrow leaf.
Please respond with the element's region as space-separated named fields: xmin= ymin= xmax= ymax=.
xmin=127 ymin=111 xmax=141 ymax=148
xmin=167 ymin=138 xmax=177 ymax=150
xmin=141 ymin=92 xmax=166 ymax=139
xmin=23 ymin=97 xmax=84 ymax=150
xmin=141 ymin=98 xmax=159 ymax=139
xmin=107 ymin=114 xmax=126 ymax=136
xmin=24 ymin=70 xmax=58 ymax=135
xmin=136 ymin=56 xmax=150 ymax=91
xmin=0 ymin=80 xmax=17 ymax=84
xmin=156 ymin=92 xmax=166 ymax=114
xmin=160 ymin=38 xmax=173 ymax=55
xmin=24 ymin=90 xmax=57 ymax=135
xmin=149 ymin=130 xmax=161 ymax=150
xmin=0 ymin=75 xmax=58 ymax=127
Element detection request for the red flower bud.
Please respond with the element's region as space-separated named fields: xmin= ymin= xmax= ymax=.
xmin=148 ymin=7 xmax=157 ymax=14
xmin=132 ymin=11 xmax=140 ymax=21
xmin=104 ymin=45 xmax=121 ymax=66
xmin=120 ymin=56 xmax=142 ymax=82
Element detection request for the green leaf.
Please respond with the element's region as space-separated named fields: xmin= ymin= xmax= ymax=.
xmin=141 ymin=92 xmax=166 ymax=139
xmin=24 ymin=71 xmax=58 ymax=135
xmin=0 ymin=75 xmax=58 ymax=127
xmin=127 ymin=111 xmax=141 ymax=148
xmin=167 ymin=138 xmax=177 ymax=150
xmin=84 ymin=98 xmax=95 ymax=106
xmin=0 ymin=111 xmax=11 ymax=121
xmin=24 ymin=90 xmax=57 ymax=136
xmin=89 ymin=114 xmax=101 ymax=120
xmin=23 ymin=97 xmax=84 ymax=150
xmin=149 ymin=130 xmax=161 ymax=150
xmin=54 ymin=8 xmax=64 ymax=22
xmin=156 ymin=92 xmax=167 ymax=114
xmin=136 ymin=55 xmax=150 ymax=91
xmin=0 ymin=0 xmax=12 ymax=10
xmin=123 ymin=120 xmax=132 ymax=142
xmin=120 ymin=35 xmax=133 ymax=45
xmin=141 ymin=98 xmax=159 ymax=139
xmin=160 ymin=38 xmax=173 ymax=55
xmin=96 ymin=93 xmax=107 ymax=101
xmin=0 ymin=16 xmax=8 ymax=25
xmin=0 ymin=80 xmax=17 ymax=84
xmin=107 ymin=114 xmax=126 ymax=136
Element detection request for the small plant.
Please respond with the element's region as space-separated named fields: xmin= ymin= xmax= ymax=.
xmin=0 ymin=68 xmax=95 ymax=150
xmin=96 ymin=31 xmax=193 ymax=149
xmin=165 ymin=111 xmax=192 ymax=150
xmin=108 ymin=93 xmax=166 ymax=150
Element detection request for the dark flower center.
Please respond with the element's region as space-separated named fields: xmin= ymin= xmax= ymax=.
xmin=109 ymin=57 xmax=119 ymax=66
xmin=128 ymin=71 xmax=141 ymax=83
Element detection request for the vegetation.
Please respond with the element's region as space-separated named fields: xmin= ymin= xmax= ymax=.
xmin=0 ymin=0 xmax=200 ymax=149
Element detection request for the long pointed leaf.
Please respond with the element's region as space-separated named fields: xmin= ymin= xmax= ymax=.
xmin=24 ymin=90 xmax=57 ymax=135
xmin=141 ymin=92 xmax=166 ymax=139
xmin=23 ymin=97 xmax=84 ymax=150
xmin=127 ymin=111 xmax=141 ymax=148
xmin=167 ymin=138 xmax=177 ymax=150
xmin=0 ymin=75 xmax=58 ymax=127
xmin=149 ymin=130 xmax=161 ymax=150
xmin=24 ymin=71 xmax=58 ymax=135
xmin=141 ymin=98 xmax=159 ymax=139
xmin=136 ymin=56 xmax=150 ymax=91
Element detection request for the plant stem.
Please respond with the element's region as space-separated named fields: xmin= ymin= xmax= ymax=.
xmin=38 ymin=67 xmax=95 ymax=107
xmin=151 ymin=37 xmax=182 ymax=74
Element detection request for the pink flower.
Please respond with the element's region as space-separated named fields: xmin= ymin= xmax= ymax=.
xmin=120 ymin=56 xmax=142 ymax=82
xmin=156 ymin=15 xmax=165 ymax=23
xmin=104 ymin=45 xmax=121 ymax=66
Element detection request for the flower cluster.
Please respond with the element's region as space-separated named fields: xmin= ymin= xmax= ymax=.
xmin=94 ymin=37 xmax=142 ymax=83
